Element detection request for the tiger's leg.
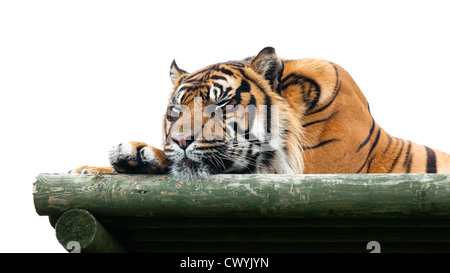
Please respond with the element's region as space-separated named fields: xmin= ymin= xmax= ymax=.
xmin=109 ymin=141 xmax=169 ymax=174
xmin=69 ymin=165 xmax=115 ymax=175
xmin=69 ymin=141 xmax=169 ymax=175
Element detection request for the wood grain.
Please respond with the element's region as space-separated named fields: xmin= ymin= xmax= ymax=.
xmin=33 ymin=173 xmax=450 ymax=218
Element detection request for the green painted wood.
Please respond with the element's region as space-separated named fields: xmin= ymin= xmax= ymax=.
xmin=55 ymin=209 xmax=126 ymax=253
xmin=34 ymin=173 xmax=450 ymax=218
xmin=48 ymin=215 xmax=58 ymax=228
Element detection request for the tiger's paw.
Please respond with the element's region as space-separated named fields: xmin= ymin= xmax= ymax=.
xmin=109 ymin=141 xmax=169 ymax=174
xmin=68 ymin=166 xmax=115 ymax=175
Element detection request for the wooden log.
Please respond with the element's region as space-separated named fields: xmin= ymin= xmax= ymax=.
xmin=33 ymin=173 xmax=450 ymax=218
xmin=55 ymin=209 xmax=126 ymax=253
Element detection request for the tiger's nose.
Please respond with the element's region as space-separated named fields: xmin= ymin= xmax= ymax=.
xmin=171 ymin=132 xmax=195 ymax=150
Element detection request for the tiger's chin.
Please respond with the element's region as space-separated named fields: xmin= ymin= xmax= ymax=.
xmin=170 ymin=158 xmax=216 ymax=181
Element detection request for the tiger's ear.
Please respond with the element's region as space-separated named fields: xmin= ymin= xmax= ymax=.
xmin=250 ymin=47 xmax=284 ymax=91
xmin=170 ymin=60 xmax=188 ymax=85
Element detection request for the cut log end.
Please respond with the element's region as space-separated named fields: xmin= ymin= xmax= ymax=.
xmin=55 ymin=209 xmax=126 ymax=253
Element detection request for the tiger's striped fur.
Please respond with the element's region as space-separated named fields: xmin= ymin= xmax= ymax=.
xmin=71 ymin=47 xmax=450 ymax=178
xmin=288 ymin=58 xmax=450 ymax=174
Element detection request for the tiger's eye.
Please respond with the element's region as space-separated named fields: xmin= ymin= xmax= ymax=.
xmin=167 ymin=106 xmax=181 ymax=122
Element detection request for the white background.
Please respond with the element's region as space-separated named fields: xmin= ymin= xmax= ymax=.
xmin=1 ymin=0 xmax=449 ymax=252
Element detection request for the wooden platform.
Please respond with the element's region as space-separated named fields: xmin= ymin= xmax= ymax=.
xmin=33 ymin=173 xmax=450 ymax=253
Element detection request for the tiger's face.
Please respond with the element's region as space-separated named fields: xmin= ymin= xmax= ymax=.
xmin=163 ymin=47 xmax=289 ymax=180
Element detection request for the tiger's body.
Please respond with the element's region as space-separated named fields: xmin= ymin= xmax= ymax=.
xmin=72 ymin=47 xmax=450 ymax=179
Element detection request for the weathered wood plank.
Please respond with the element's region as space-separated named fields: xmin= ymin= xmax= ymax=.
xmin=33 ymin=173 xmax=450 ymax=218
xmin=55 ymin=209 xmax=126 ymax=253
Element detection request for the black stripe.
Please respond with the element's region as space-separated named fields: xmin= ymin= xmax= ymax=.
xmin=178 ymin=85 xmax=209 ymax=104
xmin=229 ymin=79 xmax=250 ymax=120
xmin=281 ymin=74 xmax=321 ymax=110
xmin=184 ymin=64 xmax=240 ymax=84
xmin=212 ymin=83 xmax=220 ymax=100
xmin=211 ymin=67 xmax=234 ymax=76
xmin=306 ymin=81 xmax=320 ymax=111
xmin=388 ymin=139 xmax=404 ymax=173
xmin=305 ymin=79 xmax=341 ymax=116
xmin=248 ymin=93 xmax=257 ymax=107
xmin=178 ymin=86 xmax=190 ymax=92
xmin=223 ymin=86 xmax=233 ymax=98
xmin=213 ymin=82 xmax=224 ymax=92
xmin=304 ymin=63 xmax=341 ymax=116
xmin=210 ymin=75 xmax=228 ymax=81
xmin=240 ymin=70 xmax=272 ymax=135
xmin=181 ymin=92 xmax=194 ymax=104
xmin=199 ymin=140 xmax=226 ymax=144
xmin=357 ymin=117 xmax=375 ymax=152
xmin=366 ymin=156 xmax=375 ymax=173
xmin=302 ymin=110 xmax=339 ymax=128
xmin=403 ymin=141 xmax=413 ymax=173
xmin=235 ymin=79 xmax=250 ymax=97
xmin=302 ymin=138 xmax=340 ymax=150
xmin=383 ymin=134 xmax=393 ymax=154
xmin=425 ymin=146 xmax=437 ymax=173
xmin=203 ymin=88 xmax=210 ymax=102
xmin=264 ymin=92 xmax=272 ymax=134
xmin=230 ymin=121 xmax=241 ymax=136
xmin=357 ymin=129 xmax=381 ymax=173
xmin=183 ymin=78 xmax=200 ymax=84
xmin=195 ymin=144 xmax=227 ymax=151
xmin=184 ymin=66 xmax=215 ymax=82
xmin=406 ymin=156 xmax=413 ymax=173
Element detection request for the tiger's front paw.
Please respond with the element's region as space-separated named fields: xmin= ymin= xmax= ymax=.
xmin=109 ymin=141 xmax=169 ymax=174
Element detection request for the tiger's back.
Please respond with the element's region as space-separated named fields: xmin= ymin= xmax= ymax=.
xmin=282 ymin=58 xmax=450 ymax=173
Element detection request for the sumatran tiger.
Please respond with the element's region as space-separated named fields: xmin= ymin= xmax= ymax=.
xmin=71 ymin=47 xmax=450 ymax=179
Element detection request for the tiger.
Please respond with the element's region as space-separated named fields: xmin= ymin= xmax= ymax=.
xmin=71 ymin=47 xmax=450 ymax=179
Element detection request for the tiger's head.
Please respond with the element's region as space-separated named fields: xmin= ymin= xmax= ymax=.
xmin=163 ymin=47 xmax=304 ymax=180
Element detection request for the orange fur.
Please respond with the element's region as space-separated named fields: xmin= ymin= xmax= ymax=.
xmin=284 ymin=60 xmax=450 ymax=173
